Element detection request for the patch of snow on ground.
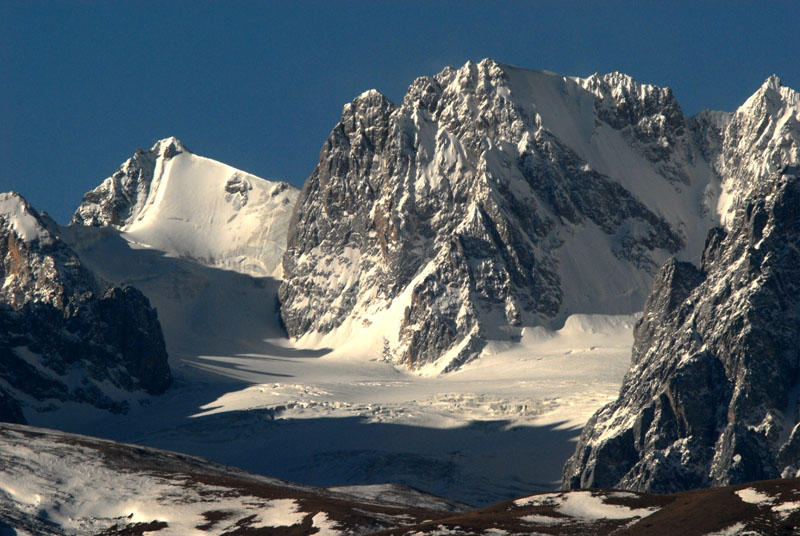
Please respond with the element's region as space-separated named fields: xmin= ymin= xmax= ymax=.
xmin=735 ymin=488 xmax=774 ymax=506
xmin=607 ymin=491 xmax=640 ymax=499
xmin=513 ymin=493 xmax=561 ymax=507
xmin=250 ymin=498 xmax=306 ymax=528
xmin=704 ymin=522 xmax=747 ymax=536
xmin=311 ymin=512 xmax=342 ymax=535
xmin=772 ymin=500 xmax=800 ymax=519
xmin=520 ymin=514 xmax=561 ymax=525
xmin=555 ymin=491 xmax=657 ymax=520
xmin=513 ymin=491 xmax=656 ymax=522
xmin=408 ymin=526 xmax=464 ymax=536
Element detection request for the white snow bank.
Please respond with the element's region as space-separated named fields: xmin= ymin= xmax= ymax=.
xmin=311 ymin=512 xmax=342 ymax=535
xmin=514 ymin=491 xmax=656 ymax=521
xmin=735 ymin=487 xmax=774 ymax=506
xmin=556 ymin=491 xmax=657 ymax=520
xmin=773 ymin=500 xmax=800 ymax=519
xmin=122 ymin=149 xmax=296 ymax=277
xmin=704 ymin=522 xmax=747 ymax=536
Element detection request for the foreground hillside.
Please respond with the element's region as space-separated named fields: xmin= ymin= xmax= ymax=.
xmin=1 ymin=423 xmax=798 ymax=535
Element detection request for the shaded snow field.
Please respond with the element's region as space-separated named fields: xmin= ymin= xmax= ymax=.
xmin=40 ymin=226 xmax=639 ymax=506
xmin=191 ymin=313 xmax=636 ymax=431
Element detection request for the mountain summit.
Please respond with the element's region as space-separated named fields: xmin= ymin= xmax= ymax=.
xmin=72 ymin=137 xmax=298 ymax=277
xmin=279 ymin=59 xmax=721 ymax=372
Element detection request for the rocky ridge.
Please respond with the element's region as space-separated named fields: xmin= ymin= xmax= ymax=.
xmin=279 ymin=59 xmax=718 ymax=371
xmin=563 ymin=77 xmax=800 ymax=492
xmin=0 ymin=192 xmax=171 ymax=423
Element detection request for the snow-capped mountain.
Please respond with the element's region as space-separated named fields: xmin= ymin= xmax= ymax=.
xmin=6 ymin=60 xmax=800 ymax=522
xmin=563 ymin=79 xmax=800 ymax=493
xmin=72 ymin=137 xmax=298 ymax=277
xmin=279 ymin=59 xmax=719 ymax=372
xmin=0 ymin=192 xmax=171 ymax=422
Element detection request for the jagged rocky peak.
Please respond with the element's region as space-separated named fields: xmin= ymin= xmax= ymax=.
xmin=1 ymin=192 xmax=171 ymax=423
xmin=0 ymin=191 xmax=94 ymax=310
xmin=580 ymin=71 xmax=683 ymax=123
xmin=71 ymin=137 xmax=187 ymax=227
xmin=0 ymin=192 xmax=55 ymax=245
xmin=584 ymin=72 xmax=685 ymax=140
xmin=563 ymin=164 xmax=800 ymax=493
xmin=745 ymin=75 xmax=799 ymax=115
xmin=280 ymin=59 xmax=713 ymax=372
xmin=714 ymin=75 xmax=800 ymax=228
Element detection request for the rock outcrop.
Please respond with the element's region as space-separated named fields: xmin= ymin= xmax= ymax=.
xmin=0 ymin=192 xmax=171 ymax=422
xmin=563 ymin=76 xmax=800 ymax=492
xmin=280 ymin=60 xmax=717 ymax=371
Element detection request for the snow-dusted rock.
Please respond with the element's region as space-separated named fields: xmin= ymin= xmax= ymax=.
xmin=0 ymin=192 xmax=171 ymax=422
xmin=712 ymin=75 xmax=800 ymax=229
xmin=563 ymin=78 xmax=800 ymax=493
xmin=72 ymin=137 xmax=298 ymax=277
xmin=280 ymin=59 xmax=717 ymax=371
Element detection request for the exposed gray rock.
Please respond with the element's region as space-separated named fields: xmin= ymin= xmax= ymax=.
xmin=563 ymin=77 xmax=800 ymax=493
xmin=580 ymin=72 xmax=695 ymax=185
xmin=564 ymin=168 xmax=800 ymax=492
xmin=71 ymin=137 xmax=186 ymax=227
xmin=0 ymin=192 xmax=171 ymax=422
xmin=280 ymin=59 xmax=713 ymax=371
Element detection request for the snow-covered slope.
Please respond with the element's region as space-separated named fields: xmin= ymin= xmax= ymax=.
xmin=72 ymin=137 xmax=298 ymax=277
xmin=37 ymin=217 xmax=638 ymax=505
xmin=280 ymin=59 xmax=719 ymax=372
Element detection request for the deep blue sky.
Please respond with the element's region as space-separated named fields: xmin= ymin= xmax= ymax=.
xmin=2 ymin=1 xmax=799 ymax=223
